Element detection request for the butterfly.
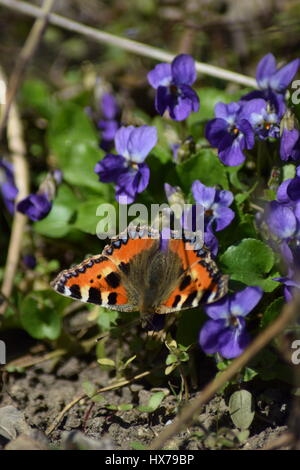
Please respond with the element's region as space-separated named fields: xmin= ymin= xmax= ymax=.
xmin=51 ymin=226 xmax=228 ymax=318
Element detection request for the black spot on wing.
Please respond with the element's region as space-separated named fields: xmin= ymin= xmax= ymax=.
xmin=88 ymin=287 xmax=102 ymax=305
xmin=70 ymin=284 xmax=81 ymax=299
xmin=182 ymin=290 xmax=197 ymax=308
xmin=112 ymin=240 xmax=122 ymax=249
xmin=172 ymin=295 xmax=181 ymax=308
xmin=200 ymin=289 xmax=212 ymax=304
xmin=85 ymin=259 xmax=95 ymax=268
xmin=56 ymin=282 xmax=65 ymax=294
xmin=77 ymin=266 xmax=86 ymax=274
xmin=108 ymin=292 xmax=117 ymax=305
xmin=179 ymin=275 xmax=191 ymax=291
xmin=105 ymin=272 xmax=121 ymax=288
xmin=95 ymin=256 xmax=109 ymax=264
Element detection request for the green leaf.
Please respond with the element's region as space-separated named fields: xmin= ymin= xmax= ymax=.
xmin=97 ymin=358 xmax=115 ymax=367
xmin=166 ymin=354 xmax=178 ymax=365
xmin=242 ymin=367 xmax=258 ymax=382
xmin=283 ymin=164 xmax=296 ymax=181
xmin=151 ymin=146 xmax=171 ymax=164
xmin=220 ymin=238 xmax=278 ymax=291
xmin=165 ymin=363 xmax=178 ymax=376
xmin=188 ymin=87 xmax=246 ymax=122
xmin=34 ymin=184 xmax=77 ymax=238
xmin=260 ymin=297 xmax=285 ymax=328
xmin=178 ymin=351 xmax=189 ymax=362
xmin=236 ymin=430 xmax=250 ymax=443
xmin=176 ymin=149 xmax=228 ymax=191
xmin=21 ymin=79 xmax=56 ymax=118
xmin=122 ymin=355 xmax=136 ymax=369
xmin=82 ymin=381 xmax=96 ymax=397
xmin=117 ymin=404 xmax=134 ymax=411
xmin=137 ymin=392 xmax=165 ymax=413
xmin=165 ymin=335 xmax=178 ymax=351
xmin=91 ymin=395 xmax=104 ymax=403
xmin=20 ymin=290 xmax=68 ymax=340
xmin=235 ymin=182 xmax=258 ymax=205
xmin=229 ymin=390 xmax=255 ymax=430
xmin=216 ymin=359 xmax=232 ymax=371
xmin=130 ymin=442 xmax=147 ymax=450
xmin=97 ymin=308 xmax=119 ymax=331
xmin=74 ymin=196 xmax=116 ymax=235
xmin=105 ymin=404 xmax=118 ymax=410
xmin=106 ymin=403 xmax=133 ymax=411
xmin=226 ymin=165 xmax=248 ymax=191
xmin=47 ymin=102 xmax=104 ymax=192
xmin=150 ymin=116 xmax=174 ymax=164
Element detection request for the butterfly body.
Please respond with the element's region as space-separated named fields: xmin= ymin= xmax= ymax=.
xmin=52 ymin=227 xmax=228 ymax=317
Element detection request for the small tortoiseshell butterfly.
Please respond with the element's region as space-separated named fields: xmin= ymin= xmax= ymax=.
xmin=51 ymin=226 xmax=228 ymax=318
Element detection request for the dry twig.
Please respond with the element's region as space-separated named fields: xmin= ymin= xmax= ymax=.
xmin=0 ymin=0 xmax=55 ymax=314
xmin=0 ymin=0 xmax=256 ymax=88
xmin=0 ymin=69 xmax=29 ymax=315
xmin=45 ymin=369 xmax=151 ymax=436
xmin=0 ymin=0 xmax=55 ymax=138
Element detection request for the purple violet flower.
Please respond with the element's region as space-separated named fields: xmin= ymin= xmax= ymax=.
xmin=265 ymin=174 xmax=300 ymax=241
xmin=263 ymin=170 xmax=300 ymax=301
xmin=164 ymin=184 xmax=218 ymax=255
xmin=256 ymin=53 xmax=299 ymax=93
xmin=101 ymin=93 xmax=118 ymax=120
xmin=273 ymin=242 xmax=300 ymax=302
xmin=98 ymin=93 xmax=120 ymax=151
xmin=205 ymin=102 xmax=255 ymax=166
xmin=243 ymin=53 xmax=299 ymax=115
xmin=16 ymin=170 xmax=61 ymax=221
xmin=22 ymin=254 xmax=37 ymax=270
xmin=279 ymin=110 xmax=300 ymax=161
xmin=199 ymin=287 xmax=263 ymax=359
xmin=240 ymin=98 xmax=281 ymax=140
xmin=0 ymin=159 xmax=18 ymax=214
xmin=95 ymin=125 xmax=157 ymax=204
xmin=192 ymin=179 xmax=235 ymax=232
xmin=204 ymin=226 xmax=219 ymax=257
xmin=147 ymin=54 xmax=200 ymax=121
xmin=17 ymin=193 xmax=52 ymax=221
xmin=287 ymin=176 xmax=300 ymax=202
xmin=280 ymin=128 xmax=300 ymax=161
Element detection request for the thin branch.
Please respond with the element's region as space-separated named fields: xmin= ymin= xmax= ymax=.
xmin=0 ymin=0 xmax=257 ymax=88
xmin=0 ymin=0 xmax=55 ymax=314
xmin=148 ymin=296 xmax=298 ymax=450
xmin=45 ymin=369 xmax=152 ymax=436
xmin=0 ymin=68 xmax=29 ymax=315
xmin=4 ymin=348 xmax=66 ymax=370
xmin=0 ymin=0 xmax=55 ymax=138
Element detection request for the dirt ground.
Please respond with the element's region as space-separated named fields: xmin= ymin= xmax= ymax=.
xmin=0 ymin=329 xmax=291 ymax=451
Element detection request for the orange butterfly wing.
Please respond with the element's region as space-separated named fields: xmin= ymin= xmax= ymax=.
xmin=51 ymin=254 xmax=131 ymax=309
xmin=157 ymin=236 xmax=228 ymax=313
xmin=51 ymin=228 xmax=158 ymax=311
